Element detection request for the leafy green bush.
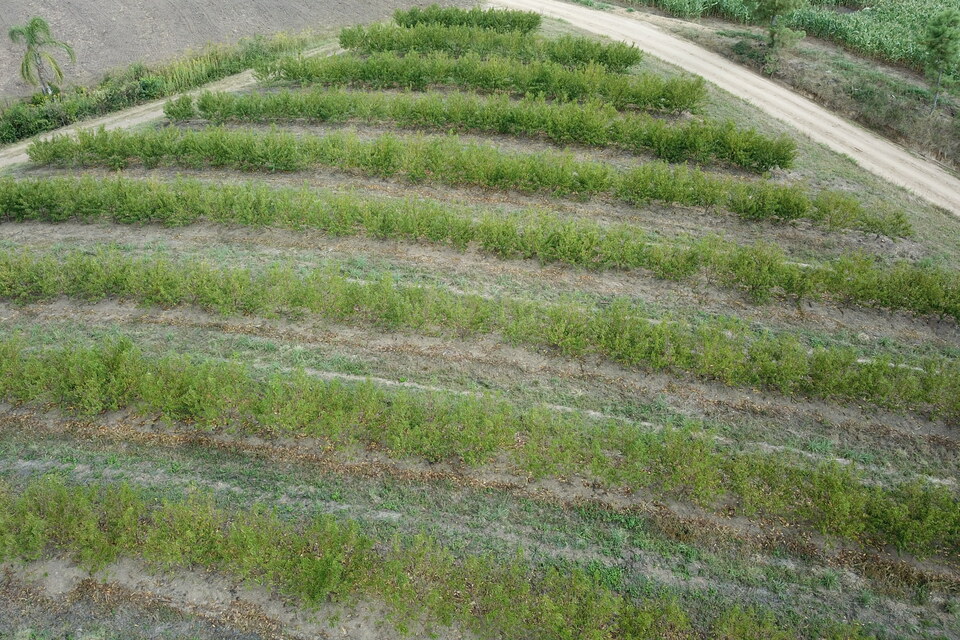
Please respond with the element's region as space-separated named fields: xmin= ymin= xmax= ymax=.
xmin=258 ymin=51 xmax=706 ymax=113
xmin=163 ymin=95 xmax=196 ymax=122
xmin=339 ymin=23 xmax=643 ymax=71
xmin=28 ymin=127 xmax=892 ymax=233
xmin=393 ymin=4 xmax=542 ymax=34
xmin=191 ymin=88 xmax=794 ymax=171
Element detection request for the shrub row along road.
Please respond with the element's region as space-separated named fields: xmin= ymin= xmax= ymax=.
xmin=0 ymin=44 xmax=341 ymax=172
xmin=493 ymin=0 xmax=960 ymax=217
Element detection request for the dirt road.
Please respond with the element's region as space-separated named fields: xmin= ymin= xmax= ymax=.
xmin=494 ymin=0 xmax=960 ymax=217
xmin=0 ymin=45 xmax=339 ymax=172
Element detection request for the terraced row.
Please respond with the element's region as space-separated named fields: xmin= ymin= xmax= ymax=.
xmin=0 ymin=177 xmax=953 ymax=318
xmin=1 ymin=332 xmax=957 ymax=558
xmin=4 ymin=6 xmax=957 ymax=638
xmin=27 ymin=127 xmax=902 ymax=234
xmin=171 ymin=87 xmax=796 ymax=172
xmin=1 ymin=245 xmax=959 ymax=421
xmin=0 ymin=473 xmax=874 ymax=640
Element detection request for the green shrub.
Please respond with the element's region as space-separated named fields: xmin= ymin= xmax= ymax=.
xmin=163 ymin=95 xmax=196 ymax=122
xmin=339 ymin=23 xmax=643 ymax=71
xmin=27 ymin=127 xmax=886 ymax=233
xmin=258 ymin=51 xmax=706 ymax=113
xmin=191 ymin=88 xmax=795 ymax=171
xmin=393 ymin=4 xmax=542 ymax=34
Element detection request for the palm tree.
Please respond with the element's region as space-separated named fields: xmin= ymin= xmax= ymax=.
xmin=8 ymin=17 xmax=76 ymax=95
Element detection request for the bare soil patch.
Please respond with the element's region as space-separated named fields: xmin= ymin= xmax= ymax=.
xmin=0 ymin=555 xmax=473 ymax=640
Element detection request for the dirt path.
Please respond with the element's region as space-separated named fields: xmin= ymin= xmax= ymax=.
xmin=0 ymin=44 xmax=340 ymax=171
xmin=493 ymin=0 xmax=960 ymax=217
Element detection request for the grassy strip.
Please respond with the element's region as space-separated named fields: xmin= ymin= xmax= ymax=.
xmin=0 ymin=335 xmax=957 ymax=558
xmin=338 ymin=24 xmax=643 ymax=72
xmin=1 ymin=474 xmax=869 ymax=639
xmin=178 ymin=88 xmax=796 ymax=172
xmin=27 ymin=127 xmax=901 ymax=235
xmin=258 ymin=51 xmax=706 ymax=114
xmin=393 ymin=5 xmax=542 ymax=34
xmin=0 ymin=245 xmax=957 ymax=421
xmin=0 ymin=32 xmax=317 ymax=146
xmin=2 ymin=177 xmax=953 ymax=318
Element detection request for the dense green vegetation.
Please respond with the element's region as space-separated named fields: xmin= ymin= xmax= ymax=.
xmin=339 ymin=23 xmax=643 ymax=71
xmin=0 ymin=32 xmax=316 ymax=145
xmin=1 ymin=177 xmax=953 ymax=318
xmin=27 ymin=127 xmax=900 ymax=233
xmin=258 ymin=51 xmax=707 ymax=113
xmin=622 ymin=0 xmax=955 ymax=71
xmin=1 ymin=245 xmax=958 ymax=421
xmin=393 ymin=5 xmax=543 ymax=34
xmin=0 ymin=336 xmax=957 ymax=557
xmin=180 ymin=88 xmax=795 ymax=171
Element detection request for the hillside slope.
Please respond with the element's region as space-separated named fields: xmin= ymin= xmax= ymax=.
xmin=0 ymin=0 xmax=462 ymax=99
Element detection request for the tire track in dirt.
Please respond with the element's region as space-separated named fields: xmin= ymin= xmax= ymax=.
xmin=492 ymin=0 xmax=960 ymax=217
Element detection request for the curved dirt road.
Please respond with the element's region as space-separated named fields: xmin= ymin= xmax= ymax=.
xmin=0 ymin=44 xmax=340 ymax=172
xmin=495 ymin=0 xmax=960 ymax=216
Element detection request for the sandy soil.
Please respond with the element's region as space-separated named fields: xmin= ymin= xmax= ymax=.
xmin=0 ymin=0 xmax=467 ymax=99
xmin=492 ymin=0 xmax=960 ymax=217
xmin=0 ymin=556 xmax=473 ymax=640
